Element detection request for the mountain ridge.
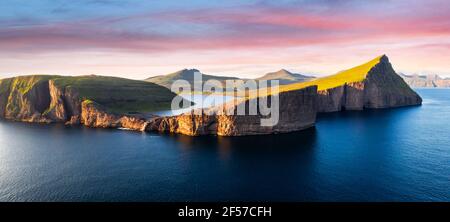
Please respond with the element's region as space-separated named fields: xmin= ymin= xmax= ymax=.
xmin=145 ymin=69 xmax=241 ymax=89
xmin=256 ymin=69 xmax=315 ymax=85
xmin=399 ymin=73 xmax=450 ymax=88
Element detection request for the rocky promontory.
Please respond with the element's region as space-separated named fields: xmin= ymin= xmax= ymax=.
xmin=148 ymin=86 xmax=317 ymax=136
xmin=278 ymin=55 xmax=422 ymax=113
xmin=315 ymin=55 xmax=422 ymax=112
xmin=0 ymin=75 xmax=177 ymax=125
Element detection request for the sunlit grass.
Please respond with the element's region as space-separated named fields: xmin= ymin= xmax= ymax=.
xmin=279 ymin=55 xmax=384 ymax=92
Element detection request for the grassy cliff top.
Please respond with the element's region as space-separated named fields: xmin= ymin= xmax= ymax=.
xmin=52 ymin=75 xmax=180 ymax=113
xmin=1 ymin=75 xmax=180 ymax=114
xmin=279 ymin=55 xmax=384 ymax=92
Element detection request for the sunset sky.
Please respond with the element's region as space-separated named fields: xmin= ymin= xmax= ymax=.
xmin=1 ymin=0 xmax=449 ymax=79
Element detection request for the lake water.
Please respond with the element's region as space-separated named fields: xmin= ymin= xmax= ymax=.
xmin=0 ymin=89 xmax=449 ymax=201
xmin=151 ymin=94 xmax=236 ymax=116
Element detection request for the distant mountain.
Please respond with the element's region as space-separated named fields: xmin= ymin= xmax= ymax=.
xmin=399 ymin=73 xmax=450 ymax=88
xmin=256 ymin=69 xmax=315 ymax=85
xmin=145 ymin=69 xmax=241 ymax=90
xmin=146 ymin=68 xmax=315 ymax=90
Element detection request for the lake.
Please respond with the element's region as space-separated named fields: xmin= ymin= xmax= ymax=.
xmin=0 ymin=88 xmax=449 ymax=201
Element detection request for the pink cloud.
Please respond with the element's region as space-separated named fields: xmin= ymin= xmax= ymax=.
xmin=1 ymin=1 xmax=450 ymax=78
xmin=1 ymin=5 xmax=450 ymax=55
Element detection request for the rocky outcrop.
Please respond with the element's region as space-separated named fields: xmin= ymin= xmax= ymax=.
xmin=80 ymin=101 xmax=149 ymax=131
xmin=45 ymin=80 xmax=82 ymax=123
xmin=148 ymin=86 xmax=317 ymax=136
xmin=363 ymin=57 xmax=422 ymax=108
xmin=317 ymin=55 xmax=422 ymax=112
xmin=0 ymin=78 xmax=13 ymax=118
xmin=0 ymin=75 xmax=176 ymax=127
xmin=3 ymin=76 xmax=53 ymax=122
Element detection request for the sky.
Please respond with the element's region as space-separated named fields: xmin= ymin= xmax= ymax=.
xmin=1 ymin=0 xmax=450 ymax=79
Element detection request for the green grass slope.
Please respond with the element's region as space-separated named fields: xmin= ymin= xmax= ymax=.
xmin=256 ymin=69 xmax=315 ymax=85
xmin=145 ymin=69 xmax=241 ymax=89
xmin=52 ymin=75 xmax=180 ymax=113
xmin=0 ymin=75 xmax=181 ymax=114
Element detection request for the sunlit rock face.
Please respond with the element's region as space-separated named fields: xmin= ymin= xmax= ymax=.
xmin=80 ymin=101 xmax=149 ymax=131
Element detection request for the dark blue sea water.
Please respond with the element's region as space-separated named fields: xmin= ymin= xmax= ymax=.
xmin=0 ymin=89 xmax=449 ymax=201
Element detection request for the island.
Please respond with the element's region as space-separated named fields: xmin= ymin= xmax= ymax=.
xmin=0 ymin=55 xmax=422 ymax=136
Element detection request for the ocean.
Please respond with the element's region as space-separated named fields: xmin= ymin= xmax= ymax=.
xmin=0 ymin=88 xmax=449 ymax=201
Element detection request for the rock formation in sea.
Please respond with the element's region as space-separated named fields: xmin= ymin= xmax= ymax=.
xmin=0 ymin=55 xmax=422 ymax=136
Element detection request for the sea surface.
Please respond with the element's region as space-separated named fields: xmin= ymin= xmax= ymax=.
xmin=0 ymin=88 xmax=449 ymax=201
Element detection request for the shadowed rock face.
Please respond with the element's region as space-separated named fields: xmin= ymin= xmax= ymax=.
xmin=317 ymin=55 xmax=422 ymax=112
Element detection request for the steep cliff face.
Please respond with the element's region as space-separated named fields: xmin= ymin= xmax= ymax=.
xmin=3 ymin=76 xmax=54 ymax=122
xmin=148 ymin=86 xmax=317 ymax=136
xmin=0 ymin=75 xmax=179 ymax=126
xmin=317 ymin=86 xmax=345 ymax=112
xmin=216 ymin=86 xmax=317 ymax=136
xmin=362 ymin=56 xmax=422 ymax=108
xmin=316 ymin=55 xmax=422 ymax=112
xmin=0 ymin=76 xmax=83 ymax=123
xmin=0 ymin=78 xmax=13 ymax=118
xmin=45 ymin=80 xmax=82 ymax=123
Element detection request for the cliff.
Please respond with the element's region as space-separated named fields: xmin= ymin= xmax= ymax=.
xmin=280 ymin=55 xmax=422 ymax=112
xmin=80 ymin=100 xmax=150 ymax=131
xmin=1 ymin=75 xmax=56 ymax=123
xmin=0 ymin=55 xmax=423 ymax=137
xmin=0 ymin=75 xmax=178 ymax=125
xmin=147 ymin=86 xmax=317 ymax=136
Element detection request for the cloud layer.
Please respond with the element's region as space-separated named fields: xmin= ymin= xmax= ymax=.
xmin=1 ymin=0 xmax=449 ymax=78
